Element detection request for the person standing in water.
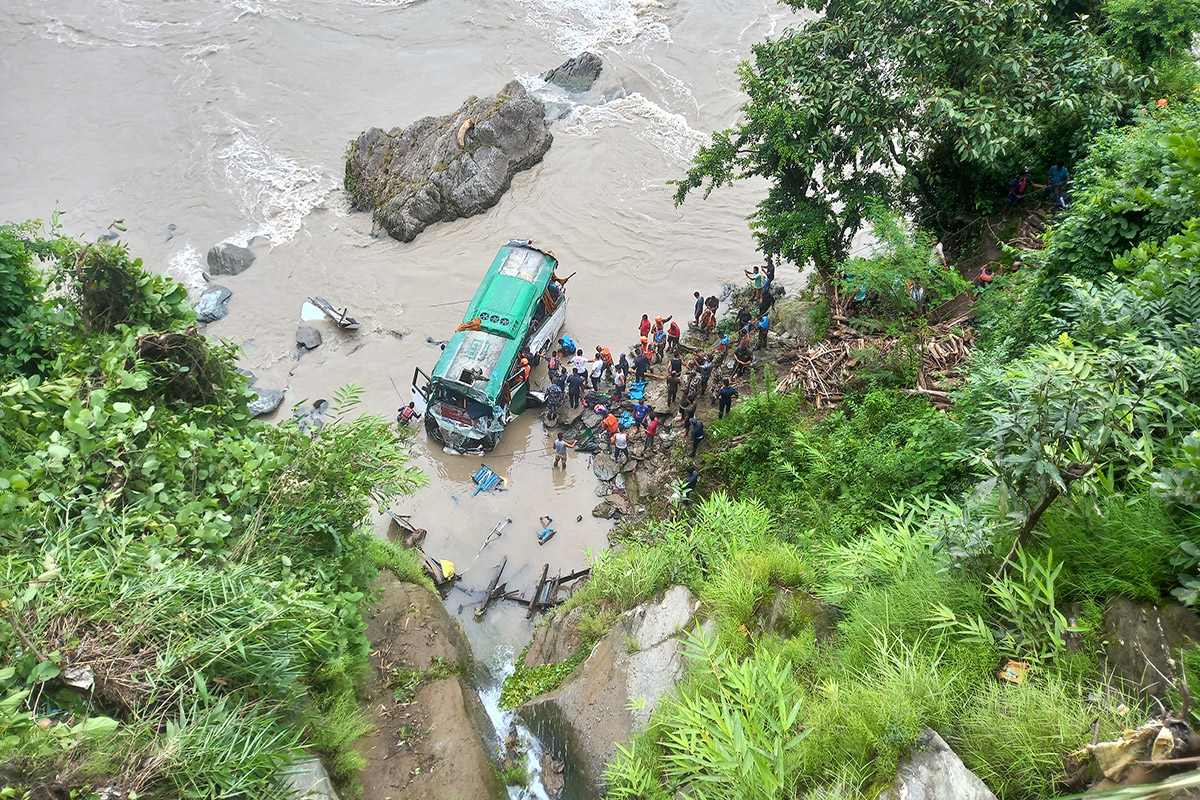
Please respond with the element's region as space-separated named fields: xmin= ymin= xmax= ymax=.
xmin=553 ymin=432 xmax=575 ymax=469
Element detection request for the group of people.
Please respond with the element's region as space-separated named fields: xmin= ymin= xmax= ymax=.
xmin=546 ymin=262 xmax=780 ymax=471
xmin=1006 ymin=164 xmax=1070 ymax=210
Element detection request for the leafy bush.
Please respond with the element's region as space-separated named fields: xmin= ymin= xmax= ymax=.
xmin=712 ymin=389 xmax=966 ymax=542
xmin=0 ymin=227 xmax=424 ymax=798
xmin=1039 ymin=103 xmax=1200 ymax=287
xmin=838 ymin=210 xmax=969 ymax=318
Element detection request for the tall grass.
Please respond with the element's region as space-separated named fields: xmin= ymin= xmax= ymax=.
xmin=955 ymin=677 xmax=1130 ymax=799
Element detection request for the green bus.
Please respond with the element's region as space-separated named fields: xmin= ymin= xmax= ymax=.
xmin=412 ymin=240 xmax=568 ymax=452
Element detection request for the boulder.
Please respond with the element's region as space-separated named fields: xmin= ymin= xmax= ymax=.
xmin=206 ymin=242 xmax=256 ymax=276
xmin=248 ymin=387 xmax=284 ymax=418
xmin=520 ymin=585 xmax=702 ymax=792
xmin=296 ymin=325 xmax=323 ymax=350
xmin=593 ymin=453 xmax=620 ymax=482
xmin=541 ymin=52 xmax=603 ymax=93
xmin=770 ymin=296 xmax=815 ymax=342
xmin=877 ymin=728 xmax=997 ymax=800
xmin=194 ymin=285 xmax=232 ymax=324
xmin=524 ymin=606 xmax=585 ymax=668
xmin=345 ymin=80 xmax=552 ymax=243
xmin=281 ymin=757 xmax=340 ymax=800
xmin=1102 ymin=598 xmax=1200 ymax=703
xmin=592 ymin=500 xmax=620 ymax=519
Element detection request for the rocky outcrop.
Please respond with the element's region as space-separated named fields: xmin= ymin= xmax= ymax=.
xmin=520 ymin=585 xmax=704 ymax=792
xmin=206 ymin=242 xmax=255 ymax=276
xmin=357 ymin=575 xmax=504 ymax=800
xmin=345 ymin=80 xmax=552 ymax=243
xmin=542 ymin=52 xmax=603 ymax=93
xmin=194 ymin=285 xmax=232 ymax=324
xmin=524 ymin=607 xmax=584 ymax=668
xmin=1101 ymin=598 xmax=1200 ymax=703
xmin=878 ymin=728 xmax=997 ymax=800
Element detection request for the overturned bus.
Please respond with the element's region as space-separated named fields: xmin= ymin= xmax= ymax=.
xmin=412 ymin=240 xmax=568 ymax=452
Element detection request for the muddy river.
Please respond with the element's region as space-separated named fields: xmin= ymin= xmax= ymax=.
xmin=2 ymin=0 xmax=795 ymax=775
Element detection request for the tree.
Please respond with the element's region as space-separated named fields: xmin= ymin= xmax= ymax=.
xmin=673 ymin=0 xmax=1144 ymax=283
xmin=969 ymin=338 xmax=1190 ymax=577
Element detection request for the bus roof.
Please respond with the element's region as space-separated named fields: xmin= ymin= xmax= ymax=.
xmin=461 ymin=244 xmax=559 ymax=340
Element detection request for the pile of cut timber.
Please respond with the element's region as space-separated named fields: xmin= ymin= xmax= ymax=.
xmin=775 ymin=315 xmax=974 ymax=410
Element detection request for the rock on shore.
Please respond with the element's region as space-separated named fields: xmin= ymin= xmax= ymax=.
xmin=345 ymin=80 xmax=552 ymax=243
xmin=356 ymin=575 xmax=504 ymax=800
xmin=520 ymin=585 xmax=705 ymax=792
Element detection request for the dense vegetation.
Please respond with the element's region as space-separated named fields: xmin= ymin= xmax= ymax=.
xmin=0 ymin=220 xmax=426 ymax=799
xmin=563 ymin=1 xmax=1200 ymax=797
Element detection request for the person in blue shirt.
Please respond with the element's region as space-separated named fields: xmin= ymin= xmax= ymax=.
xmin=756 ymin=315 xmax=770 ymax=349
xmin=1044 ymin=164 xmax=1069 ymax=208
xmin=693 ymin=291 xmax=704 ymax=325
xmin=632 ymin=399 xmax=650 ymax=427
xmin=558 ymin=335 xmax=577 ymax=359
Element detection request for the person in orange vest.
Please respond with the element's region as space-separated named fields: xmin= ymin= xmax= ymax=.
xmin=519 ymin=357 xmax=531 ymax=383
xmin=600 ymin=410 xmax=620 ymax=436
xmin=638 ymin=336 xmax=654 ymax=361
xmin=595 ymin=345 xmax=614 ymax=381
xmin=698 ymin=305 xmax=716 ymax=332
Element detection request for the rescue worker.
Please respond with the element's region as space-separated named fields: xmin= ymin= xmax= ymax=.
xmin=396 ymin=402 xmax=421 ymax=426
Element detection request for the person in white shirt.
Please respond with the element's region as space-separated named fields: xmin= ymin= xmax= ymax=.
xmin=590 ymin=358 xmax=604 ymax=391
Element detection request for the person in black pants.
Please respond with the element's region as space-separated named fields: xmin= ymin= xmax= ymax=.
xmin=687 ymin=416 xmax=705 ymax=457
xmin=566 ymin=371 xmax=583 ymax=409
xmin=715 ymin=379 xmax=739 ymax=419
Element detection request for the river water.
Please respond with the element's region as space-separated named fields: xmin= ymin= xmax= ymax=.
xmin=2 ymin=0 xmax=792 ymax=792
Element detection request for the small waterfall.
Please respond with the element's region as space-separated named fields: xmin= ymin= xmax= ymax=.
xmin=477 ymin=650 xmax=556 ymax=800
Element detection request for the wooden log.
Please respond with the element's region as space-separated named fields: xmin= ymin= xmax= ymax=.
xmin=527 ymin=562 xmax=550 ymax=620
xmin=475 ymin=557 xmax=507 ymax=619
xmin=900 ymin=388 xmax=951 ymax=401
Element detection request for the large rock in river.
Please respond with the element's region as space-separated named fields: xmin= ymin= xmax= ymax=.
xmin=541 ymin=52 xmax=603 ymax=93
xmin=520 ymin=585 xmax=704 ymax=793
xmin=206 ymin=242 xmax=255 ymax=276
xmin=345 ymin=80 xmax=552 ymax=243
xmin=194 ymin=285 xmax=232 ymax=324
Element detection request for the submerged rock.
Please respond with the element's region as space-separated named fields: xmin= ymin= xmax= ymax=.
xmin=194 ymin=285 xmax=232 ymax=323
xmin=296 ymin=324 xmax=323 ymax=351
xmin=248 ymin=387 xmax=284 ymax=417
xmin=206 ymin=242 xmax=256 ymax=276
xmin=345 ymin=80 xmax=552 ymax=243
xmin=877 ymin=727 xmax=997 ymax=800
xmin=542 ymin=52 xmax=603 ymax=93
xmin=520 ymin=585 xmax=704 ymax=792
